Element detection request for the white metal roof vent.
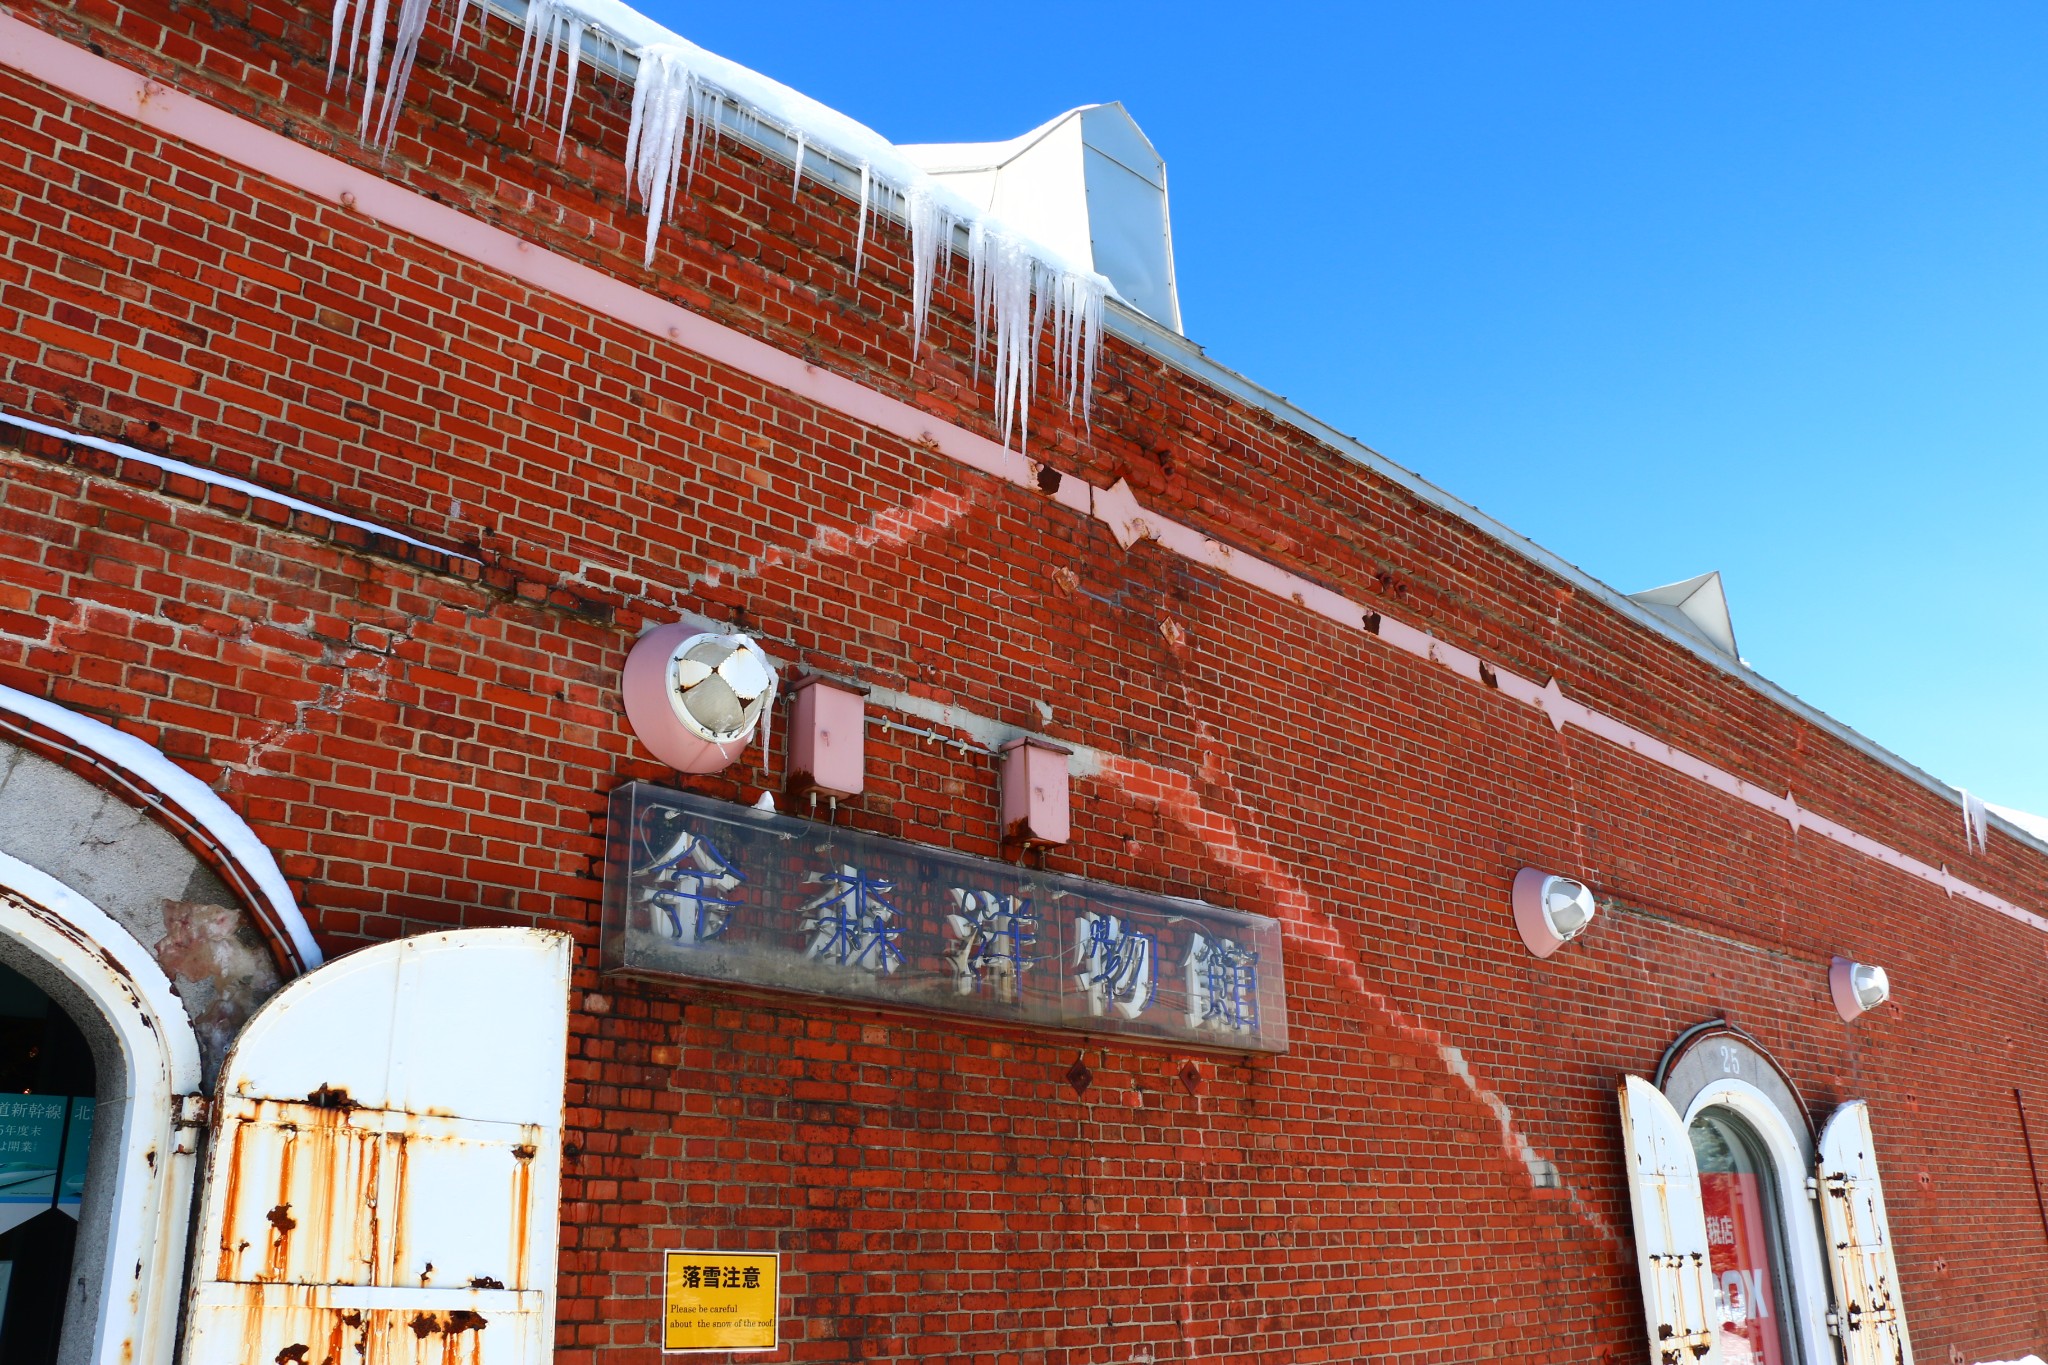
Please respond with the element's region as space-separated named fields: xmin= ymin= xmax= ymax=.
xmin=901 ymin=103 xmax=1182 ymax=333
xmin=1627 ymin=570 xmax=1740 ymax=661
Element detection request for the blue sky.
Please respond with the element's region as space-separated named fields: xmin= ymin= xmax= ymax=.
xmin=642 ymin=2 xmax=2048 ymax=817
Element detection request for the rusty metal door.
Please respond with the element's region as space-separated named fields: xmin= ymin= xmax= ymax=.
xmin=180 ymin=928 xmax=571 ymax=1365
xmin=1619 ymin=1075 xmax=1725 ymax=1365
xmin=1816 ymin=1101 xmax=1915 ymax=1365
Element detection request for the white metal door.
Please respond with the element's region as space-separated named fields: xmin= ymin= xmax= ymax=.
xmin=1618 ymin=1074 xmax=1725 ymax=1365
xmin=181 ymin=928 xmax=572 ymax=1365
xmin=1816 ymin=1100 xmax=1915 ymax=1365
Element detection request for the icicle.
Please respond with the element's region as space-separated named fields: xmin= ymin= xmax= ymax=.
xmin=978 ymin=229 xmax=1039 ymax=449
xmin=625 ymin=45 xmax=704 ymax=265
xmin=324 ymin=0 xmax=385 ymax=118
xmin=508 ymin=0 xmax=587 ymax=153
xmin=511 ymin=0 xmax=551 ymax=115
xmin=327 ymin=0 xmax=358 ymax=90
xmin=351 ymin=0 xmax=375 ymax=87
xmin=966 ymin=218 xmax=989 ymax=386
xmin=756 ymin=669 xmax=777 ymax=772
xmin=853 ymin=162 xmax=871 ymax=277
xmin=553 ymin=23 xmax=584 ymax=154
xmin=354 ymin=0 xmax=392 ymax=142
xmin=727 ymin=103 xmax=763 ymax=156
xmin=680 ymin=77 xmax=720 ymax=195
xmin=1050 ymin=268 xmax=1104 ymax=424
xmin=1962 ymin=789 xmax=1991 ymax=853
xmin=904 ymin=187 xmax=955 ymax=356
xmin=327 ymin=0 xmax=474 ymax=152
xmin=372 ymin=0 xmax=435 ymax=150
xmin=1022 ymin=260 xmax=1051 ymax=451
xmin=311 ymin=0 xmax=1118 ymax=443
xmin=534 ymin=7 xmax=564 ymax=117
xmin=340 ymin=0 xmax=374 ymax=88
xmin=955 ymin=221 xmax=1104 ymax=446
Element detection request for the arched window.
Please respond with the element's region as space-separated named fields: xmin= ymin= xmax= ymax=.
xmin=1619 ymin=1024 xmax=1912 ymax=1365
xmin=1690 ymin=1107 xmax=1797 ymax=1363
xmin=1667 ymin=1036 xmax=1835 ymax=1365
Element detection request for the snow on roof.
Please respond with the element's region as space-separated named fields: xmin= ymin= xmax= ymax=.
xmin=330 ymin=0 xmax=1108 ymax=446
xmin=899 ymin=106 xmax=1099 ymax=176
xmin=1989 ymin=803 xmax=2048 ymax=845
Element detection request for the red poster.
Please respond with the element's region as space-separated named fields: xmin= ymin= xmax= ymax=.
xmin=1698 ymin=1172 xmax=1784 ymax=1365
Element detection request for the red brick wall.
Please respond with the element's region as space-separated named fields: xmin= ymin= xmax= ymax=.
xmin=1 ymin=2 xmax=2044 ymax=1361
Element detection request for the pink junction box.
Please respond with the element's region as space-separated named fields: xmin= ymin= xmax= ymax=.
xmin=999 ymin=736 xmax=1072 ymax=847
xmin=786 ymin=674 xmax=869 ymax=800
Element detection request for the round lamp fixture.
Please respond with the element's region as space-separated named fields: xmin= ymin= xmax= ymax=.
xmin=1512 ymin=868 xmax=1599 ymax=959
xmin=1829 ymin=957 xmax=1891 ymax=1022
xmin=623 ymin=624 xmax=778 ymax=774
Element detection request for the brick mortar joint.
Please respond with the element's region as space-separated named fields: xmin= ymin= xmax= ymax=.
xmin=0 ymin=427 xmax=671 ymax=625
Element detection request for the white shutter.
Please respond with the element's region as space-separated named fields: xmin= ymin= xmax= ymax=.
xmin=1817 ymin=1100 xmax=1916 ymax=1365
xmin=1618 ymin=1075 xmax=1725 ymax=1365
xmin=181 ymin=928 xmax=572 ymax=1365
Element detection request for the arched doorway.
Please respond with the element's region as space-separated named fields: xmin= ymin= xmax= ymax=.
xmin=0 ymin=687 xmax=325 ymax=1363
xmin=0 ymin=851 xmax=203 ymax=1365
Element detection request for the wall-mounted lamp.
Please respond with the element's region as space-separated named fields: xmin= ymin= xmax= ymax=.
xmin=1000 ymin=737 xmax=1071 ymax=848
xmin=1512 ymin=868 xmax=1599 ymax=959
xmin=786 ymin=674 xmax=868 ymax=800
xmin=622 ymin=625 xmax=778 ymax=775
xmin=1829 ymin=957 xmax=1891 ymax=1022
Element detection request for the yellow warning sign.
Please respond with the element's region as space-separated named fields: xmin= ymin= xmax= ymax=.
xmin=662 ymin=1251 xmax=779 ymax=1352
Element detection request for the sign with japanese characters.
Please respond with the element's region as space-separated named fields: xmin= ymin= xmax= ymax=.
xmin=0 ymin=1094 xmax=92 ymax=1236
xmin=662 ymin=1251 xmax=779 ymax=1352
xmin=602 ymin=783 xmax=1288 ymax=1053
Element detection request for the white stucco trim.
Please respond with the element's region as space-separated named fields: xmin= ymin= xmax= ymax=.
xmin=1685 ymin=1076 xmax=1836 ymax=1365
xmin=0 ymin=682 xmax=322 ymax=970
xmin=0 ymin=850 xmax=203 ymax=1365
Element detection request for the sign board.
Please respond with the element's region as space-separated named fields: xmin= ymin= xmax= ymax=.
xmin=663 ymin=1251 xmax=779 ymax=1352
xmin=0 ymin=1094 xmax=92 ymax=1235
xmin=601 ymin=783 xmax=1288 ymax=1053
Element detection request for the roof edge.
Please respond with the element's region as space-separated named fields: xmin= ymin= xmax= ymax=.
xmin=448 ymin=3 xmax=2014 ymax=858
xmin=1097 ymin=298 xmax=2013 ymax=847
xmin=899 ymin=104 xmax=1096 ymax=174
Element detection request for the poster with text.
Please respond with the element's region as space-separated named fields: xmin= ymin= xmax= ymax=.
xmin=1700 ymin=1171 xmax=1785 ymax=1365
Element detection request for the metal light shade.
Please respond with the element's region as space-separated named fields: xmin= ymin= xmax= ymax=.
xmin=623 ymin=625 xmax=778 ymax=774
xmin=1544 ymin=880 xmax=1597 ymax=939
xmin=1513 ymin=868 xmax=1599 ymax=959
xmin=1830 ymin=957 xmax=1892 ymax=1021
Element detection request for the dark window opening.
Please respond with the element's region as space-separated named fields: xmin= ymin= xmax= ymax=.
xmin=0 ymin=961 xmax=97 ymax=1365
